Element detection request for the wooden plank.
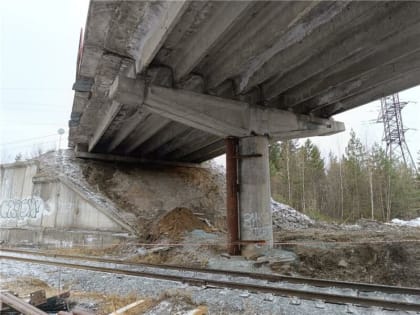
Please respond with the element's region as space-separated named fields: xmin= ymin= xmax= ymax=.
xmin=108 ymin=299 xmax=145 ymax=315
xmin=0 ymin=292 xmax=48 ymax=315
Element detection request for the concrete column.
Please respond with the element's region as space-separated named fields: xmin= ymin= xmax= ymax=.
xmin=238 ymin=135 xmax=273 ymax=257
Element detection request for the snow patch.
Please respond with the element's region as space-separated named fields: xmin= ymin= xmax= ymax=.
xmin=391 ymin=217 xmax=420 ymax=227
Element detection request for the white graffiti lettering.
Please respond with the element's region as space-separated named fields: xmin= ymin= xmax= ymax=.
xmin=242 ymin=212 xmax=263 ymax=228
xmin=0 ymin=197 xmax=45 ymax=219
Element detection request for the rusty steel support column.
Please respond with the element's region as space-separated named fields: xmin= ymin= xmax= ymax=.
xmin=226 ymin=137 xmax=240 ymax=255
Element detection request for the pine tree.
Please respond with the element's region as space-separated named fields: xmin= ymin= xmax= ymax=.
xmin=268 ymin=131 xmax=420 ymax=222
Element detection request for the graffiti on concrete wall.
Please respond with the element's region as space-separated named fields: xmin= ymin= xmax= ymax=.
xmin=0 ymin=197 xmax=46 ymax=219
xmin=242 ymin=212 xmax=271 ymax=239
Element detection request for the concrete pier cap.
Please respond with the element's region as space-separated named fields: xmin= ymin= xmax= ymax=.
xmin=238 ymin=135 xmax=273 ymax=258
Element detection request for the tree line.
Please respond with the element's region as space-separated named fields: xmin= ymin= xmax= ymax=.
xmin=269 ymin=130 xmax=420 ymax=222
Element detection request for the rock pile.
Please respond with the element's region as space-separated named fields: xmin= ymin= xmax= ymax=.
xmin=271 ymin=199 xmax=314 ymax=229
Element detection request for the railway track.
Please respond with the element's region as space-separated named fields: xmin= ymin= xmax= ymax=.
xmin=1 ymin=248 xmax=420 ymax=312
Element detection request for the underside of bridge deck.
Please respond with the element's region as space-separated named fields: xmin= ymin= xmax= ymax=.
xmin=69 ymin=0 xmax=420 ymax=254
xmin=70 ymin=1 xmax=420 ymax=164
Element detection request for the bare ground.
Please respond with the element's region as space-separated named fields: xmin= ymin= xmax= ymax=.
xmin=273 ymin=226 xmax=420 ymax=287
xmin=42 ymin=218 xmax=420 ymax=288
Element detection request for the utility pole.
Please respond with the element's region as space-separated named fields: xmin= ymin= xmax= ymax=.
xmin=377 ymin=93 xmax=417 ymax=220
xmin=378 ymin=93 xmax=417 ymax=171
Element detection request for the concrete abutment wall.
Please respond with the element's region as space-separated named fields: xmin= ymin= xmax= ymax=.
xmin=0 ymin=161 xmax=131 ymax=247
xmin=0 ymin=153 xmax=227 ymax=247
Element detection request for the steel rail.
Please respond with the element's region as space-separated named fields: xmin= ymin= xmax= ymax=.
xmin=1 ymin=254 xmax=420 ymax=312
xmin=1 ymin=247 xmax=419 ymax=296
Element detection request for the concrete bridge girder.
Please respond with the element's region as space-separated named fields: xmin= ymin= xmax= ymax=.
xmin=108 ymin=75 xmax=345 ymax=252
xmin=108 ymin=75 xmax=345 ymax=141
xmin=71 ymin=1 xmax=420 ymax=160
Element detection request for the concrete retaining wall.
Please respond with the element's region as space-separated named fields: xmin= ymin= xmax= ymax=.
xmin=0 ymin=161 xmax=132 ymax=246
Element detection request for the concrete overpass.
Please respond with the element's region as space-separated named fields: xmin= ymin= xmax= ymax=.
xmin=69 ymin=1 xmax=420 ymax=255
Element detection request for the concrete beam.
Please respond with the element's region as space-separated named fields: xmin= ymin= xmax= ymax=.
xmin=130 ymin=1 xmax=189 ymax=74
xmin=165 ymin=1 xmax=252 ymax=81
xmin=317 ymin=67 xmax=420 ymax=117
xmin=201 ymin=2 xmax=317 ymax=89
xmin=109 ymin=75 xmax=146 ymax=106
xmin=272 ymin=24 xmax=420 ymax=111
xmin=144 ymin=87 xmax=345 ymax=140
xmin=264 ymin=3 xmax=420 ymax=103
xmin=205 ymin=2 xmax=354 ymax=91
xmin=160 ymin=2 xmax=209 ymax=50
xmin=165 ymin=133 xmax=220 ymax=161
xmin=123 ymin=115 xmax=172 ymax=154
xmin=251 ymin=2 xmax=397 ymax=97
xmin=136 ymin=122 xmax=190 ymax=156
xmin=182 ymin=139 xmax=225 ymax=163
xmin=152 ymin=128 xmax=198 ymax=159
xmin=105 ymin=110 xmax=151 ymax=153
xmin=237 ymin=1 xmax=353 ymax=93
xmin=74 ymin=150 xmax=203 ymax=169
xmin=145 ymin=85 xmax=248 ymax=137
xmin=88 ymin=101 xmax=122 ymax=152
xmin=293 ymin=49 xmax=420 ymax=114
xmin=110 ymin=76 xmax=345 ymax=139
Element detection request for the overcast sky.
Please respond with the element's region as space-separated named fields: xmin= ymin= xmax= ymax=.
xmin=1 ymin=0 xmax=419 ymax=165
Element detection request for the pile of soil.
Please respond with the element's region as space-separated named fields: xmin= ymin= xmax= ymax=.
xmin=151 ymin=207 xmax=212 ymax=241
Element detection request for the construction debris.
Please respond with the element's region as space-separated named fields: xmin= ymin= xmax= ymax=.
xmin=0 ymin=290 xmax=69 ymax=315
xmin=0 ymin=291 xmax=48 ymax=315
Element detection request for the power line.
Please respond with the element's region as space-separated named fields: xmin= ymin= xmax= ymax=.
xmin=1 ymin=102 xmax=69 ymax=107
xmin=0 ymin=121 xmax=65 ymax=126
xmin=0 ymin=105 xmax=71 ymax=112
xmin=1 ymin=103 xmax=71 ymax=110
xmin=0 ymin=87 xmax=68 ymax=90
xmin=0 ymin=140 xmax=57 ymax=150
xmin=0 ymin=134 xmax=58 ymax=146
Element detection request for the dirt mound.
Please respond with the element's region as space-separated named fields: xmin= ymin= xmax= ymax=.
xmin=151 ymin=207 xmax=211 ymax=240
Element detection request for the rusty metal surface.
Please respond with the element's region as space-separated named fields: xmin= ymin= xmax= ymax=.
xmin=29 ymin=290 xmax=46 ymax=306
xmin=225 ymin=137 xmax=240 ymax=255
